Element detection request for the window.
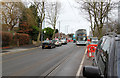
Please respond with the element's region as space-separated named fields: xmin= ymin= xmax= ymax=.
xmin=95 ymin=37 xmax=106 ymax=56
xmin=98 ymin=37 xmax=110 ymax=75
xmin=102 ymin=38 xmax=111 ymax=53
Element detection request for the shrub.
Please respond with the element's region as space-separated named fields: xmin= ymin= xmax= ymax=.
xmin=14 ymin=33 xmax=30 ymax=46
xmin=1 ymin=31 xmax=13 ymax=47
xmin=1 ymin=31 xmax=31 ymax=47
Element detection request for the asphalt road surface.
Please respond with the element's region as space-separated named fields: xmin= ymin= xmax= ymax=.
xmin=2 ymin=43 xmax=87 ymax=77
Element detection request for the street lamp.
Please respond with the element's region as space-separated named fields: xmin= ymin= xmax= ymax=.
xmin=44 ymin=30 xmax=46 ymax=33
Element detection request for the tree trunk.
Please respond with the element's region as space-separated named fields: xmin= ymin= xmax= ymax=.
xmin=37 ymin=23 xmax=42 ymax=42
xmin=52 ymin=25 xmax=55 ymax=39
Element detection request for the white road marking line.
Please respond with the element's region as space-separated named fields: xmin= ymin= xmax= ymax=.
xmin=76 ymin=48 xmax=87 ymax=78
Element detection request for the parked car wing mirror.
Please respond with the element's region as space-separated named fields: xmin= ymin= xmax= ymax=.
xmin=83 ymin=66 xmax=102 ymax=78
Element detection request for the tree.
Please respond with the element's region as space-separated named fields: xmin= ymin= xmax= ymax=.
xmin=42 ymin=27 xmax=54 ymax=40
xmin=31 ymin=0 xmax=45 ymax=43
xmin=46 ymin=2 xmax=61 ymax=39
xmin=55 ymin=29 xmax=59 ymax=33
xmin=76 ymin=0 xmax=116 ymax=39
xmin=18 ymin=3 xmax=40 ymax=41
xmin=29 ymin=5 xmax=40 ymax=27
xmin=2 ymin=2 xmax=22 ymax=31
xmin=29 ymin=26 xmax=39 ymax=41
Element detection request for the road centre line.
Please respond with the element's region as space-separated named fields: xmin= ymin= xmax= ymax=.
xmin=42 ymin=47 xmax=75 ymax=77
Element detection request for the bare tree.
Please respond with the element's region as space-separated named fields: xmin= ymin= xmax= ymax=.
xmin=2 ymin=2 xmax=22 ymax=31
xmin=31 ymin=0 xmax=45 ymax=42
xmin=46 ymin=2 xmax=61 ymax=39
xmin=76 ymin=0 xmax=116 ymax=39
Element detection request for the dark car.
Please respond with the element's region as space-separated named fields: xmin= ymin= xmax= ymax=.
xmin=42 ymin=40 xmax=55 ymax=49
xmin=83 ymin=32 xmax=120 ymax=78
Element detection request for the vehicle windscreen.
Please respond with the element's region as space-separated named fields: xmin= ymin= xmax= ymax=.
xmin=77 ymin=37 xmax=86 ymax=41
xmin=43 ymin=40 xmax=50 ymax=43
xmin=91 ymin=41 xmax=98 ymax=44
xmin=61 ymin=39 xmax=66 ymax=40
xmin=52 ymin=40 xmax=57 ymax=42
xmin=92 ymin=38 xmax=98 ymax=40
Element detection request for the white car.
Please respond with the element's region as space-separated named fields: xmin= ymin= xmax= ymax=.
xmin=61 ymin=39 xmax=67 ymax=44
xmin=91 ymin=37 xmax=98 ymax=44
xmin=55 ymin=40 xmax=62 ymax=46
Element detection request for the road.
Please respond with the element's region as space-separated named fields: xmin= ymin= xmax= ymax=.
xmin=2 ymin=43 xmax=87 ymax=77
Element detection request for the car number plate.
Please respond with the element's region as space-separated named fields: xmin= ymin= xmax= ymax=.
xmin=45 ymin=45 xmax=48 ymax=47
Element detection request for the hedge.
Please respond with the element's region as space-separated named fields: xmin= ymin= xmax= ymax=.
xmin=1 ymin=31 xmax=13 ymax=47
xmin=14 ymin=33 xmax=30 ymax=46
xmin=1 ymin=31 xmax=31 ymax=47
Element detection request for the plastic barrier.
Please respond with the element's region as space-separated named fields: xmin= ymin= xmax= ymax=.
xmin=87 ymin=44 xmax=98 ymax=57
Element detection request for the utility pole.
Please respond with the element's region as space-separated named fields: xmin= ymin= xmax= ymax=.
xmin=67 ymin=25 xmax=69 ymax=34
xmin=59 ymin=21 xmax=60 ymax=39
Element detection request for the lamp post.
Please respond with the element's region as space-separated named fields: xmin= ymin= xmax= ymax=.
xmin=44 ymin=30 xmax=46 ymax=40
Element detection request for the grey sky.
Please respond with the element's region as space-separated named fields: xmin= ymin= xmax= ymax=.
xmin=1 ymin=0 xmax=119 ymax=36
xmin=45 ymin=0 xmax=91 ymax=35
xmin=45 ymin=0 xmax=119 ymax=36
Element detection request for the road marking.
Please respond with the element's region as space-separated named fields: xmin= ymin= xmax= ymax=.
xmin=11 ymin=46 xmax=74 ymax=76
xmin=43 ymin=49 xmax=75 ymax=77
xmin=76 ymin=48 xmax=87 ymax=78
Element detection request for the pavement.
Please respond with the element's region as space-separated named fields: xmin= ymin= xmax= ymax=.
xmin=2 ymin=42 xmax=93 ymax=77
xmin=2 ymin=45 xmax=39 ymax=55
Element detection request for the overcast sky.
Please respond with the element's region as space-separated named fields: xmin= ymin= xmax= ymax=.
xmin=45 ymin=0 xmax=119 ymax=35
xmin=1 ymin=0 xmax=119 ymax=36
xmin=45 ymin=0 xmax=91 ymax=35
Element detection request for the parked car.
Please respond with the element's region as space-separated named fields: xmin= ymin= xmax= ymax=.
xmin=87 ymin=37 xmax=98 ymax=46
xmin=54 ymin=40 xmax=62 ymax=46
xmin=91 ymin=37 xmax=98 ymax=44
xmin=83 ymin=33 xmax=120 ymax=78
xmin=52 ymin=40 xmax=57 ymax=44
xmin=61 ymin=38 xmax=67 ymax=44
xmin=42 ymin=40 xmax=55 ymax=49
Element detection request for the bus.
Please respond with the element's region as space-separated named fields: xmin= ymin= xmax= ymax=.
xmin=75 ymin=29 xmax=87 ymax=45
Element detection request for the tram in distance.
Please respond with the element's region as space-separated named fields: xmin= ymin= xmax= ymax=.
xmin=75 ymin=29 xmax=87 ymax=45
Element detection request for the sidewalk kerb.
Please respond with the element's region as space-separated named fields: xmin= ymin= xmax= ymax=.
xmin=2 ymin=46 xmax=41 ymax=55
